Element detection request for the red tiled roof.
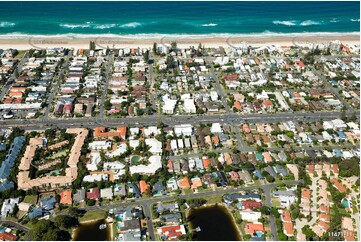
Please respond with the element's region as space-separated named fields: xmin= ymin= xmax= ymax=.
xmin=242 ymin=200 xmax=262 ymax=210
xmin=330 ymin=178 xmax=347 ymax=193
xmin=245 ymin=223 xmax=265 ymax=235
xmin=0 ymin=232 xmax=17 ymax=241
xmin=60 ymin=190 xmax=72 ymax=205
xmin=86 ymin=188 xmax=100 ymax=200
xmin=159 ymin=225 xmax=185 ymax=239
xmin=139 ymin=180 xmax=149 ymax=194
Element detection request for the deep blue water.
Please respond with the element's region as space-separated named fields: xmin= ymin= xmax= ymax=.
xmin=0 ymin=1 xmax=359 ymax=37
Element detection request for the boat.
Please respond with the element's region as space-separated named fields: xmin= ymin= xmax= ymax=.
xmin=99 ymin=224 xmax=107 ymax=230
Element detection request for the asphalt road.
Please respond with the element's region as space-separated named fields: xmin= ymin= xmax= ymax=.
xmin=98 ymin=52 xmax=114 ymax=119
xmin=43 ymin=51 xmax=72 ymax=119
xmin=0 ymin=52 xmax=29 ymax=100
xmin=0 ymin=220 xmax=29 ymax=233
xmin=0 ymin=110 xmax=349 ymax=130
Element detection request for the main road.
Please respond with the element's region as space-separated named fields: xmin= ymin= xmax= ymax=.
xmin=0 ymin=110 xmax=348 ymax=130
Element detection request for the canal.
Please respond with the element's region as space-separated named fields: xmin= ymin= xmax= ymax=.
xmin=72 ymin=219 xmax=111 ymax=241
xmin=187 ymin=204 xmax=241 ymax=241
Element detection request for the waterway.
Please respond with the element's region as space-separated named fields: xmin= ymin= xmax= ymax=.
xmin=187 ymin=204 xmax=241 ymax=241
xmin=72 ymin=219 xmax=111 ymax=241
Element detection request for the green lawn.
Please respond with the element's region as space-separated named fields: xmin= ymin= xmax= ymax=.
xmin=50 ymin=150 xmax=67 ymax=159
xmin=79 ymin=210 xmax=107 ymax=222
xmin=182 ymin=189 xmax=193 ymax=195
xmin=112 ymin=221 xmax=118 ymax=240
xmin=16 ymin=50 xmax=27 ymax=58
xmin=23 ymin=195 xmax=37 ymax=205
xmin=203 ymin=194 xmax=224 ymax=204
xmin=272 ymin=198 xmax=281 ymax=208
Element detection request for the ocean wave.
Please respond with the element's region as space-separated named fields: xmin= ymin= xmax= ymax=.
xmin=119 ymin=22 xmax=142 ymax=28
xmin=60 ymin=23 xmax=91 ymax=29
xmin=60 ymin=22 xmax=141 ymax=29
xmin=0 ymin=31 xmax=359 ymax=40
xmin=350 ymin=19 xmax=360 ymax=22
xmin=94 ymin=24 xmax=116 ymax=29
xmin=272 ymin=20 xmax=296 ymax=26
xmin=0 ymin=21 xmax=16 ymax=28
xmin=300 ymin=20 xmax=321 ymax=26
xmin=201 ymin=23 xmax=218 ymax=27
xmin=330 ymin=18 xmax=339 ymax=23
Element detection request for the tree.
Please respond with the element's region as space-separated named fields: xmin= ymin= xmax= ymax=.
xmin=166 ymin=56 xmax=175 ymax=69
xmin=104 ymin=100 xmax=111 ymax=110
xmin=68 ymin=207 xmax=80 ymax=217
xmin=86 ymin=199 xmax=96 ymax=206
xmin=28 ymin=220 xmax=52 ymax=240
xmin=153 ymin=43 xmax=157 ymax=54
xmin=144 ymin=50 xmax=149 ymax=62
xmin=278 ymin=232 xmax=288 ymax=241
xmin=54 ymin=215 xmax=78 ymax=229
xmin=171 ymin=41 xmax=177 ymax=51
xmin=260 ymin=205 xmax=270 ymax=215
xmin=89 ymin=41 xmax=96 ymax=50
xmin=131 ymin=173 xmax=140 ymax=182
xmin=340 ymin=110 xmax=347 ymax=121
xmin=11 ymin=204 xmax=19 ymax=217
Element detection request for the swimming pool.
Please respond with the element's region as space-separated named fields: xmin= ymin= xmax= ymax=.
xmin=342 ymin=198 xmax=350 ymax=208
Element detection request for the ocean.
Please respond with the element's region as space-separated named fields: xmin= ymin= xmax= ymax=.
xmin=0 ymin=1 xmax=359 ymax=38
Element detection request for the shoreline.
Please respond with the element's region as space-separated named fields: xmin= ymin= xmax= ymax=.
xmin=187 ymin=202 xmax=243 ymax=240
xmin=71 ymin=218 xmax=103 ymax=240
xmin=0 ymin=34 xmax=358 ymax=50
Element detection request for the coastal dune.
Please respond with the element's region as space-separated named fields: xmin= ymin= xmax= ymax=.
xmin=0 ymin=34 xmax=359 ymax=50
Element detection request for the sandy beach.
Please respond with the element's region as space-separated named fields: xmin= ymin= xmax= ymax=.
xmin=0 ymin=34 xmax=359 ymax=50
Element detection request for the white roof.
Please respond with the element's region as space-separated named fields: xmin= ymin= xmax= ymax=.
xmin=83 ymin=174 xmax=108 ymax=182
xmin=129 ymin=155 xmax=162 ymax=174
xmin=145 ymin=138 xmax=162 ymax=154
xmin=211 ymin=123 xmax=223 ymax=133
xmin=106 ymin=143 xmax=127 ymax=158
xmin=144 ymin=126 xmax=161 ymax=137
xmin=87 ymin=152 xmax=101 ymax=171
xmin=129 ymin=139 xmax=140 ymax=149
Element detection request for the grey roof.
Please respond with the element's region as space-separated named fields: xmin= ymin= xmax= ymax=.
xmin=73 ymin=189 xmax=85 ymax=202
xmin=114 ymin=184 xmax=127 ymax=197
xmin=122 ymin=230 xmax=141 ymax=241
xmin=129 ymin=183 xmax=141 ymax=198
xmin=223 ymin=193 xmax=261 ymax=203
xmin=40 ymin=197 xmax=56 ymax=210
xmin=153 ymin=181 xmax=166 ymax=196
xmin=253 ymin=169 xmax=265 ymax=179
xmin=217 ymin=171 xmax=228 ymax=186
xmin=264 ymin=166 xmax=277 ymax=178
xmin=28 ymin=208 xmax=49 ymax=219
xmin=100 ymin=187 xmax=113 ymax=199
xmin=306 ymin=150 xmax=316 ymax=158
xmin=273 ymin=190 xmax=296 ymax=197
xmin=0 ymin=180 xmax=14 ymax=192
xmin=0 ymin=144 xmax=6 ymax=151
xmin=159 ymin=213 xmax=182 ymax=223
xmin=119 ymin=218 xmax=140 ymax=231
xmin=0 ymin=136 xmax=26 ymax=180
xmin=111 ymin=207 xmax=133 ymax=217
xmin=156 ymin=202 xmax=178 ymax=213
xmin=274 ymin=165 xmax=289 ymax=177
